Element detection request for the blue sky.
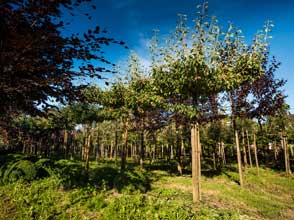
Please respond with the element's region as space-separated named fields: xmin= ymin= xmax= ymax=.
xmin=66 ymin=0 xmax=294 ymax=110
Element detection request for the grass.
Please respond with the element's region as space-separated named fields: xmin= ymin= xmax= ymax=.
xmin=151 ymin=166 xmax=294 ymax=220
xmin=0 ymin=154 xmax=293 ymax=220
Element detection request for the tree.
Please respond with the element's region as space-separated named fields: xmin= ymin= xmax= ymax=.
xmin=228 ymin=44 xmax=286 ymax=176
xmin=266 ymin=104 xmax=291 ymax=174
xmin=151 ymin=3 xmax=268 ymax=203
xmin=0 ymin=0 xmax=124 ymax=130
xmin=84 ymin=52 xmax=163 ymax=173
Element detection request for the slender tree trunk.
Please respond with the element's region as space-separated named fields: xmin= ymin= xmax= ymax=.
xmin=290 ymin=145 xmax=293 ymax=156
xmin=242 ymin=129 xmax=248 ymax=168
xmin=216 ymin=142 xmax=220 ymax=167
xmin=140 ymin=130 xmax=145 ymax=169
xmin=63 ymin=130 xmax=68 ymax=159
xmin=182 ymin=138 xmax=186 ymax=159
xmin=34 ymin=139 xmax=38 ymax=155
xmin=246 ymin=130 xmax=253 ymax=168
xmin=95 ymin=129 xmax=100 ymax=162
xmin=114 ymin=122 xmax=118 ymax=165
xmin=110 ymin=140 xmax=114 ymax=159
xmin=38 ymin=137 xmax=43 ymax=155
xmin=22 ymin=139 xmax=26 ymax=154
xmin=30 ymin=137 xmax=34 ymax=154
xmin=152 ymin=144 xmax=156 ymax=164
xmin=253 ymin=131 xmax=259 ymax=176
xmin=82 ymin=128 xmax=86 ymax=160
xmin=101 ymin=143 xmax=104 ymax=160
xmin=121 ymin=119 xmax=129 ymax=173
xmin=70 ymin=131 xmax=75 ymax=160
xmin=273 ymin=141 xmax=278 ymax=161
xmin=191 ymin=123 xmax=201 ymax=203
xmin=221 ymin=141 xmax=226 ymax=166
xmin=176 ymin=125 xmax=183 ymax=176
xmin=285 ymin=138 xmax=291 ymax=174
xmin=281 ymin=134 xmax=291 ymax=175
xmin=213 ymin=152 xmax=216 ymax=170
xmin=166 ymin=144 xmax=170 ymax=162
xmin=84 ymin=128 xmax=91 ymax=172
xmin=235 ymin=130 xmax=244 ymax=187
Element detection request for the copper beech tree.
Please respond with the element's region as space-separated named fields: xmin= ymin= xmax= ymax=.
xmin=0 ymin=0 xmax=124 ymax=133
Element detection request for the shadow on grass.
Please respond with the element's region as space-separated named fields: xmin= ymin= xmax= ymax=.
xmin=1 ymin=153 xmax=247 ymax=192
xmin=222 ymin=171 xmax=240 ymax=185
xmin=0 ymin=154 xmax=152 ymax=193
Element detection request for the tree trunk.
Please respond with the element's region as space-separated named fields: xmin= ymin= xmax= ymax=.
xmin=121 ymin=119 xmax=129 ymax=173
xmin=22 ymin=139 xmax=26 ymax=154
xmin=84 ymin=128 xmax=91 ymax=172
xmin=166 ymin=144 xmax=170 ymax=162
xmin=63 ymin=130 xmax=68 ymax=159
xmin=140 ymin=130 xmax=145 ymax=169
xmin=253 ymin=131 xmax=259 ymax=176
xmin=221 ymin=141 xmax=226 ymax=166
xmin=70 ymin=131 xmax=75 ymax=160
xmin=101 ymin=143 xmax=104 ymax=160
xmin=242 ymin=129 xmax=248 ymax=168
xmin=235 ymin=130 xmax=244 ymax=187
xmin=281 ymin=134 xmax=291 ymax=175
xmin=246 ymin=130 xmax=253 ymax=168
xmin=114 ymin=122 xmax=118 ymax=164
xmin=273 ymin=141 xmax=278 ymax=161
xmin=191 ymin=123 xmax=201 ymax=203
xmin=176 ymin=126 xmax=183 ymax=176
xmin=110 ymin=140 xmax=114 ymax=159
xmin=213 ymin=152 xmax=216 ymax=170
xmin=95 ymin=129 xmax=100 ymax=162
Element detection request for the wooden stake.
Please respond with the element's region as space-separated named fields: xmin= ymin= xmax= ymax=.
xmin=191 ymin=123 xmax=201 ymax=203
xmin=235 ymin=130 xmax=244 ymax=187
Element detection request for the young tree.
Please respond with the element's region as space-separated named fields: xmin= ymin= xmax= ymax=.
xmin=84 ymin=52 xmax=163 ymax=173
xmin=151 ymin=3 xmax=268 ymax=202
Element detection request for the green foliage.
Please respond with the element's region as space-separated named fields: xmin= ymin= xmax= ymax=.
xmin=102 ymin=192 xmax=242 ymax=220
xmin=114 ymin=168 xmax=151 ymax=193
xmin=2 ymin=160 xmax=37 ymax=184
xmin=34 ymin=158 xmax=55 ymax=177
xmin=1 ymin=157 xmax=293 ymax=220
xmin=9 ymin=176 xmax=61 ymax=220
xmin=195 ymin=207 xmax=241 ymax=220
xmin=150 ymin=3 xmax=269 ymax=122
xmin=53 ymin=160 xmax=89 ymax=188
xmin=91 ymin=166 xmax=119 ymax=190
xmin=101 ymin=193 xmax=196 ymax=220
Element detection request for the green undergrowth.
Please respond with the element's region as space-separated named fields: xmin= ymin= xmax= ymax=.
xmin=0 ymin=155 xmax=293 ymax=220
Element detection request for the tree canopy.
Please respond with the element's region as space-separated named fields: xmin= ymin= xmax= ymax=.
xmin=0 ymin=0 xmax=124 ymax=125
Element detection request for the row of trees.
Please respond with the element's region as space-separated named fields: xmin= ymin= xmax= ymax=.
xmin=4 ymin=107 xmax=293 ymax=168
xmin=3 ymin=101 xmax=293 ymax=193
xmin=0 ymin=1 xmax=290 ymax=204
